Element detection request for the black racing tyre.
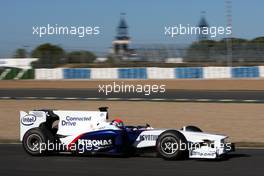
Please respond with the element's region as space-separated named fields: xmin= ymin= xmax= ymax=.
xmin=156 ymin=130 xmax=188 ymax=160
xmin=22 ymin=127 xmax=55 ymax=156
xmin=183 ymin=125 xmax=203 ymax=132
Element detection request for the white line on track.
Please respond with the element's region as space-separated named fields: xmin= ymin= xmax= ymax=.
xmin=0 ymin=97 xmax=263 ymax=103
xmin=42 ymin=97 xmax=58 ymax=100
xmin=173 ymin=99 xmax=189 ymax=101
xmin=242 ymin=99 xmax=258 ymax=102
xmin=150 ymin=98 xmax=166 ymax=101
xmin=105 ymin=98 xmax=122 ymax=100
xmin=218 ymin=99 xmax=235 ymax=102
xmin=128 ymin=98 xmax=146 ymax=101
xmin=63 ymin=97 xmax=79 ymax=100
xmin=0 ymin=97 xmax=12 ymax=99
xmin=85 ymin=97 xmax=101 ymax=100
xmin=196 ymin=99 xmax=211 ymax=102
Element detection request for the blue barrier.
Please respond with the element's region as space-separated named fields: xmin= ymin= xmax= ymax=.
xmin=175 ymin=67 xmax=203 ymax=79
xmin=118 ymin=68 xmax=147 ymax=79
xmin=55 ymin=67 xmax=262 ymax=80
xmin=63 ymin=68 xmax=91 ymax=79
xmin=231 ymin=67 xmax=259 ymax=78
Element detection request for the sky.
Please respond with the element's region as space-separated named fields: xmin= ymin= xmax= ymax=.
xmin=0 ymin=0 xmax=263 ymax=57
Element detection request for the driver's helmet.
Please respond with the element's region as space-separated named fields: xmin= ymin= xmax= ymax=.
xmin=111 ymin=118 xmax=124 ymax=128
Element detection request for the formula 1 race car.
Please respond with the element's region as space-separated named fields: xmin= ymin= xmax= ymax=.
xmin=20 ymin=107 xmax=235 ymax=160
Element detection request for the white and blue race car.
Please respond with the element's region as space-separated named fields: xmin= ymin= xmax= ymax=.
xmin=20 ymin=107 xmax=235 ymax=160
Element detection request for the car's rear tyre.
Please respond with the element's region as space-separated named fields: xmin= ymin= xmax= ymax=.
xmin=22 ymin=127 xmax=54 ymax=156
xmin=183 ymin=125 xmax=203 ymax=132
xmin=156 ymin=130 xmax=188 ymax=160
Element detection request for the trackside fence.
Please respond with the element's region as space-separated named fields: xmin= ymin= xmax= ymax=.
xmin=1 ymin=66 xmax=264 ymax=80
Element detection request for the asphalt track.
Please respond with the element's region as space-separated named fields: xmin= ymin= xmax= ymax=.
xmin=0 ymin=144 xmax=263 ymax=176
xmin=1 ymin=89 xmax=264 ymax=103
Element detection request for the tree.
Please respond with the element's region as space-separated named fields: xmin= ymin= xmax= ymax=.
xmin=251 ymin=37 xmax=264 ymax=43
xmin=31 ymin=43 xmax=65 ymax=68
xmin=105 ymin=54 xmax=115 ymax=64
xmin=185 ymin=37 xmax=264 ymax=63
xmin=185 ymin=40 xmax=216 ymax=62
xmin=246 ymin=37 xmax=264 ymax=61
xmin=67 ymin=50 xmax=96 ymax=63
xmin=14 ymin=48 xmax=27 ymax=58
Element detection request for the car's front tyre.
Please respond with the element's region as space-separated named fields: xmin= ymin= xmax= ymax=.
xmin=156 ymin=130 xmax=188 ymax=160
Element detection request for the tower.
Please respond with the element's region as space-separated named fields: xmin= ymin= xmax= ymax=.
xmin=198 ymin=11 xmax=209 ymax=41
xmin=225 ymin=0 xmax=233 ymax=66
xmin=112 ymin=13 xmax=131 ymax=57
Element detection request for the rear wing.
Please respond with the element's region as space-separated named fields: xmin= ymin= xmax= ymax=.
xmin=20 ymin=107 xmax=109 ymax=141
xmin=55 ymin=110 xmax=107 ymax=136
xmin=19 ymin=111 xmax=47 ymax=141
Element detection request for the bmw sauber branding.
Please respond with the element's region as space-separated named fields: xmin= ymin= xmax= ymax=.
xmin=139 ymin=135 xmax=158 ymax=141
xmin=21 ymin=114 xmax=36 ymax=126
xmin=78 ymin=139 xmax=112 ymax=150
xmin=61 ymin=116 xmax=91 ymax=126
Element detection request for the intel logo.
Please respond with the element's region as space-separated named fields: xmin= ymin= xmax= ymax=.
xmin=21 ymin=114 xmax=36 ymax=126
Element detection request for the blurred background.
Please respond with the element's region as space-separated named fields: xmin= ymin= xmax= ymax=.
xmin=0 ymin=0 xmax=264 ymax=79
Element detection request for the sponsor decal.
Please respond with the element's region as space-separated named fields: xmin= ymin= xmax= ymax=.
xmin=78 ymin=139 xmax=113 ymax=150
xmin=139 ymin=135 xmax=158 ymax=141
xmin=98 ymin=126 xmax=106 ymax=130
xmin=61 ymin=116 xmax=91 ymax=126
xmin=21 ymin=114 xmax=37 ymax=126
xmin=191 ymin=151 xmax=216 ymax=157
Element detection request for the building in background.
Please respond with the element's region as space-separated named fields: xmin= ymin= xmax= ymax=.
xmin=112 ymin=13 xmax=130 ymax=58
xmin=198 ymin=11 xmax=209 ymax=41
